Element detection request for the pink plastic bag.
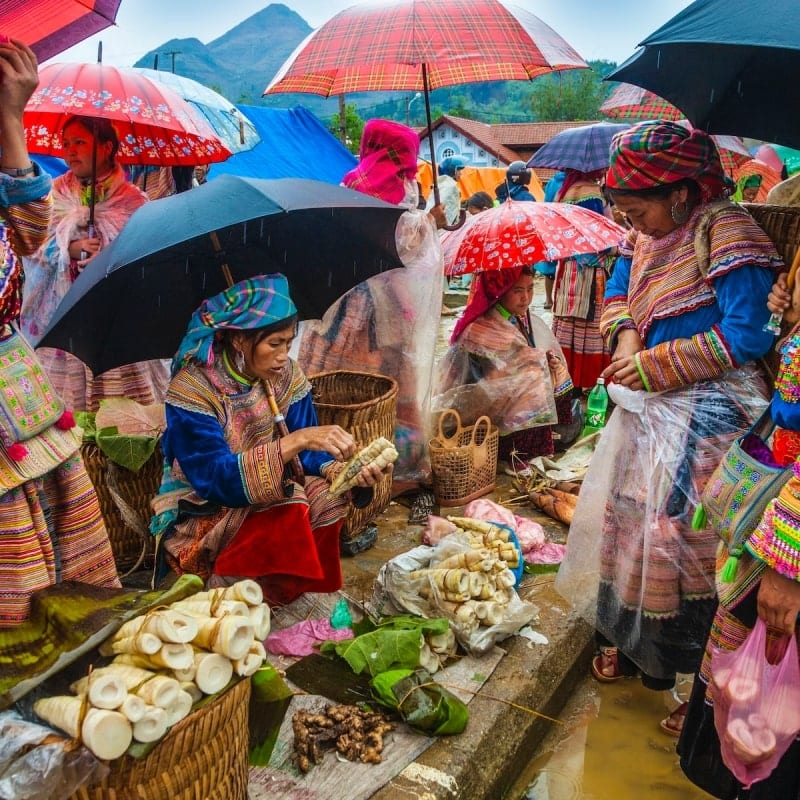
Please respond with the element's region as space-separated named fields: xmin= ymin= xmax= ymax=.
xmin=710 ymin=618 xmax=800 ymax=788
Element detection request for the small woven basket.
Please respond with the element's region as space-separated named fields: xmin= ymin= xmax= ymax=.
xmin=81 ymin=442 xmax=162 ymax=573
xmin=429 ymin=409 xmax=499 ymax=507
xmin=69 ymin=677 xmax=250 ymax=800
xmin=309 ymin=370 xmax=398 ymax=536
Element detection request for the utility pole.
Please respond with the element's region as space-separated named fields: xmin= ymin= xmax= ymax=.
xmin=162 ymin=50 xmax=181 ymax=73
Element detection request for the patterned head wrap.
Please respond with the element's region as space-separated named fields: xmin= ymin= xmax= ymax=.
xmin=342 ymin=119 xmax=420 ymax=204
xmin=173 ymin=274 xmax=297 ymax=372
xmin=451 ymin=266 xmax=524 ymax=343
xmin=605 ymin=121 xmax=728 ymax=201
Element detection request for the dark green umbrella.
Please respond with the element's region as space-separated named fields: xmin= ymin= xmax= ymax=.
xmin=36 ymin=175 xmax=405 ymax=374
xmin=607 ymin=0 xmax=800 ymax=148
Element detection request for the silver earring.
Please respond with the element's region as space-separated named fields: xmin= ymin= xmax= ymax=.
xmin=234 ymin=349 xmax=246 ymax=373
xmin=670 ymin=200 xmax=689 ymax=224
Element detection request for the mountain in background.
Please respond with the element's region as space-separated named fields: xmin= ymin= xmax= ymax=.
xmin=133 ymin=3 xmax=619 ymax=125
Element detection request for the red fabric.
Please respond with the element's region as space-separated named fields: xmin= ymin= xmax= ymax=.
xmin=264 ymin=0 xmax=586 ymax=96
xmin=450 ymin=266 xmax=523 ymax=343
xmin=25 ymin=63 xmax=230 ymax=166
xmin=773 ymin=428 xmax=800 ymax=468
xmin=599 ymin=83 xmax=682 ymax=121
xmin=0 ymin=1 xmax=121 ymax=63
xmin=212 ymin=502 xmax=342 ymax=607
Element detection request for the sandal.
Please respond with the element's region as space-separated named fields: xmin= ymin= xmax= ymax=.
xmin=590 ymin=646 xmax=627 ymax=682
xmin=659 ymin=701 xmax=688 ymax=738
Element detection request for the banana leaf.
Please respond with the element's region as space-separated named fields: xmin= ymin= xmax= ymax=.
xmin=248 ymin=665 xmax=293 ymax=766
xmin=74 ymin=411 xmax=159 ymax=472
xmin=320 ymin=615 xmax=449 ymax=677
xmin=370 ymin=668 xmax=468 ymax=735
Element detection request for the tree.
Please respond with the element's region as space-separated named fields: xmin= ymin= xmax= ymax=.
xmin=329 ymin=103 xmax=365 ymax=154
xmin=529 ymin=68 xmax=607 ymax=121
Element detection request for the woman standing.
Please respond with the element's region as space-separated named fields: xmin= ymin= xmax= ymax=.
xmin=555 ymin=121 xmax=782 ymax=731
xmin=434 ymin=266 xmax=574 ymax=466
xmin=150 ymin=274 xmax=390 ymax=606
xmin=550 ymin=169 xmax=615 ymax=391
xmin=0 ymin=43 xmax=119 ymax=625
xmin=21 ymin=115 xmax=168 ymax=411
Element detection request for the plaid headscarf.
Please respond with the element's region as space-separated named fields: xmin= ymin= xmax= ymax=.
xmin=605 ymin=121 xmax=728 ymax=201
xmin=342 ymin=119 xmax=420 ymax=204
xmin=451 ymin=266 xmax=524 ymax=343
xmin=173 ymin=274 xmax=297 ymax=373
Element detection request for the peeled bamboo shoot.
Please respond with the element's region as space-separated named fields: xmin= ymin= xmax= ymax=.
xmin=219 ymin=579 xmax=263 ymax=606
xmin=101 ymin=632 xmax=162 ymax=657
xmin=192 ymin=616 xmax=254 ymax=660
xmin=132 ymin=706 xmax=168 ymax=743
xmin=192 ymin=651 xmax=233 ymax=695
xmin=70 ymin=672 xmax=127 ymax=710
xmin=180 ymin=682 xmax=203 ymax=703
xmin=173 ymin=598 xmax=249 ymax=619
xmin=248 ymin=603 xmax=271 ymax=640
xmin=164 ymin=689 xmax=194 ymax=727
xmin=115 ymin=609 xmax=198 ymax=644
xmin=135 ymin=674 xmax=180 ymax=709
xmin=120 ymin=694 xmax=147 ymax=723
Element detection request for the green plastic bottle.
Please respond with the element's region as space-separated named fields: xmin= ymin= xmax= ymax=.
xmin=580 ymin=377 xmax=609 ymax=438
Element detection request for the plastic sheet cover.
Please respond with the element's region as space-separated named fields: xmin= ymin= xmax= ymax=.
xmin=555 ymin=368 xmax=769 ymax=680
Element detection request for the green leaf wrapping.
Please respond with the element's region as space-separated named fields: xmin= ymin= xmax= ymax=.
xmin=74 ymin=411 xmax=97 ymax=444
xmin=248 ymin=666 xmax=293 ymax=766
xmin=321 ymin=616 xmax=450 ymax=677
xmin=370 ymin=668 xmax=469 ymax=735
xmin=96 ymin=426 xmax=158 ymax=472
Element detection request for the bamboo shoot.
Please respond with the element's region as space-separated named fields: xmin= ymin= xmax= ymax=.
xmin=192 ymin=651 xmax=233 ymax=695
xmin=192 ymin=616 xmax=254 ymax=660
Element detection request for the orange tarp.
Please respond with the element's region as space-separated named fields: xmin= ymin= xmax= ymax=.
xmin=416 ymin=162 xmax=544 ymax=204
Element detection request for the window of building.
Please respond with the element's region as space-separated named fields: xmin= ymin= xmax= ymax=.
xmin=478 ymin=149 xmax=485 ymax=157
xmin=442 ymin=147 xmax=455 ymax=159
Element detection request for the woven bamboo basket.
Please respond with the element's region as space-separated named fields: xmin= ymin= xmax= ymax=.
xmin=429 ymin=409 xmax=499 ymax=507
xmin=69 ymin=677 xmax=250 ymax=800
xmin=309 ymin=370 xmax=398 ymax=537
xmin=81 ymin=442 xmax=162 ymax=573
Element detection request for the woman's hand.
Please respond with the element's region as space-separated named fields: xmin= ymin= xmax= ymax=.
xmin=757 ymin=567 xmax=800 ymax=636
xmin=68 ymin=237 xmax=101 ymax=264
xmin=297 ymin=424 xmax=357 ymax=462
xmin=545 ymin=350 xmax=564 ymax=371
xmin=603 ymin=354 xmax=645 ymax=390
xmin=768 ymin=272 xmax=800 ymax=325
xmin=351 ymin=459 xmax=394 ymax=489
xmin=428 ymin=203 xmax=447 ymax=229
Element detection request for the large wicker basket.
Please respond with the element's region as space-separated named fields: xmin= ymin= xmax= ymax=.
xmin=744 ymin=202 xmax=800 ymax=266
xmin=429 ymin=409 xmax=499 ymax=507
xmin=69 ymin=677 xmax=250 ymax=800
xmin=81 ymin=442 xmax=162 ymax=573
xmin=309 ymin=370 xmax=398 ymax=537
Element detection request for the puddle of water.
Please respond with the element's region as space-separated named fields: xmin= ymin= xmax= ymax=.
xmin=515 ymin=676 xmax=715 ymax=800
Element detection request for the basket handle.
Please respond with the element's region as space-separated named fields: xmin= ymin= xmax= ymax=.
xmin=470 ymin=416 xmax=492 ymax=470
xmin=436 ymin=409 xmax=463 ymax=448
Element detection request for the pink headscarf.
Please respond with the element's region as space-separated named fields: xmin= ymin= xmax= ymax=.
xmin=450 ymin=266 xmax=524 ymax=343
xmin=342 ymin=119 xmax=420 ymax=204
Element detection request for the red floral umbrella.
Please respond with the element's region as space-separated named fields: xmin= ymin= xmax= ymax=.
xmin=24 ymin=62 xmax=232 ymax=167
xmin=441 ymin=199 xmax=625 ymax=276
xmin=600 ymin=83 xmax=683 ymax=121
xmin=0 ymin=1 xmax=122 ymax=63
xmin=264 ymin=0 xmax=587 ymax=208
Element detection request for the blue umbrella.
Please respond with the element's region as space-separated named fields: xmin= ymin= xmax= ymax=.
xmin=608 ymin=0 xmax=800 ymax=148
xmin=527 ymin=122 xmax=630 ymax=173
xmin=37 ymin=175 xmax=404 ymax=374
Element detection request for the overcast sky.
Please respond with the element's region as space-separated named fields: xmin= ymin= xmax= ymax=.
xmin=51 ymin=0 xmax=693 ymax=69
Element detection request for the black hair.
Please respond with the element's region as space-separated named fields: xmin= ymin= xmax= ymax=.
xmin=466 ymin=191 xmax=494 ymax=210
xmin=602 ymin=177 xmax=700 ymax=206
xmin=62 ymin=115 xmax=120 ymax=163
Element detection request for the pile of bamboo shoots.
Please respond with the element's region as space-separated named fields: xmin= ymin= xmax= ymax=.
xmin=33 ymin=579 xmax=269 ymax=761
xmin=411 ymin=517 xmax=521 ymax=638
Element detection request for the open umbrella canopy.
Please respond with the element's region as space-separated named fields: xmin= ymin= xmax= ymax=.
xmin=264 ymin=0 xmax=587 ymax=96
xmin=607 ymin=0 xmax=800 ymax=147
xmin=441 ymin=199 xmax=625 ymax=276
xmin=599 ymin=83 xmax=682 ymax=122
xmin=133 ymin=68 xmax=261 ymax=155
xmin=24 ymin=62 xmax=231 ymax=166
xmin=527 ymin=122 xmax=630 ymax=173
xmin=36 ymin=175 xmax=405 ymax=374
xmin=0 ymin=0 xmax=122 ymax=62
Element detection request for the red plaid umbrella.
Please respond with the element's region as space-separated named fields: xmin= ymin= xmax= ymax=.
xmin=600 ymin=83 xmax=683 ymax=121
xmin=0 ymin=1 xmax=122 ymax=63
xmin=264 ymin=0 xmax=587 ymax=208
xmin=441 ymin=200 xmax=625 ymax=276
xmin=24 ymin=62 xmax=231 ymax=167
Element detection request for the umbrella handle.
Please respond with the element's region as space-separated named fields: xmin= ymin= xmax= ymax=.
xmin=264 ymin=379 xmax=305 ymax=495
xmin=441 ymin=209 xmax=467 ymax=231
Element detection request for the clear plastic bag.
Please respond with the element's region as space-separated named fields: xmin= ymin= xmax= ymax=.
xmin=710 ymin=618 xmax=800 ymax=788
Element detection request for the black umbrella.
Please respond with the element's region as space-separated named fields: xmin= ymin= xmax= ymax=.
xmin=36 ymin=175 xmax=405 ymax=374
xmin=607 ymin=0 xmax=800 ymax=148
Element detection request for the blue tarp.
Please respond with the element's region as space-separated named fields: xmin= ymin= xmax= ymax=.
xmin=207 ymin=106 xmax=357 ymax=185
xmin=32 ymin=154 xmax=68 ymax=178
